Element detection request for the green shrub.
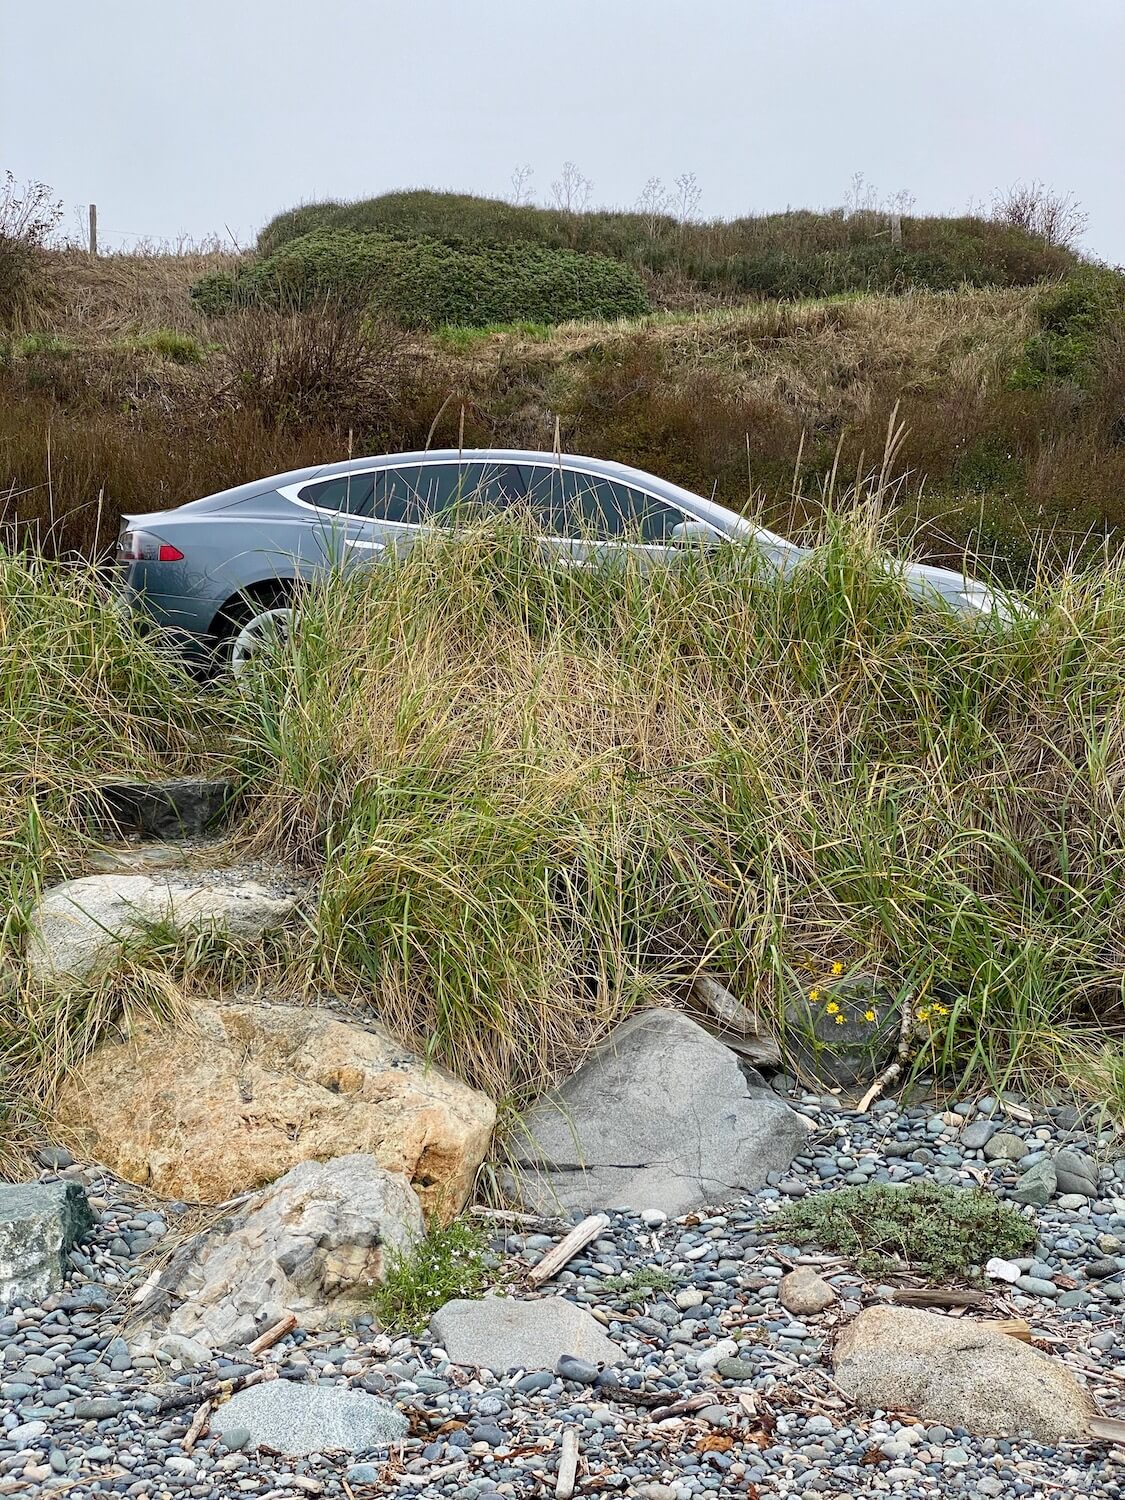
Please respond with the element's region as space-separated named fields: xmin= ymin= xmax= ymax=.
xmin=190 ymin=270 xmax=239 ymax=317
xmin=193 ymin=230 xmax=650 ymax=328
xmin=372 ymin=1218 xmax=495 ymax=1334
xmin=256 ymin=191 xmax=1078 ymax=299
xmin=1010 ymin=267 xmax=1125 ymax=389
xmin=772 ymin=1182 xmax=1037 ymax=1280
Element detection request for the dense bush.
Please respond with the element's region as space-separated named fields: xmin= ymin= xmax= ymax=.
xmin=256 ymin=192 xmax=1079 ymax=299
xmin=1011 ymin=266 xmax=1125 ymax=390
xmin=193 ymin=230 xmax=650 ymax=328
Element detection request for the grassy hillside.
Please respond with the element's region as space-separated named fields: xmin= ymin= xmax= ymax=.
xmin=256 ymin=190 xmax=1079 ymax=302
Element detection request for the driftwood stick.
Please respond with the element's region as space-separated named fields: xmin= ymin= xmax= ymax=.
xmin=400 ymin=1459 xmax=468 ymax=1487
xmin=555 ymin=1426 xmax=580 ymax=1500
xmin=983 ymin=1317 xmax=1033 ymax=1342
xmin=891 ymin=1288 xmax=990 ymax=1309
xmin=182 ymin=1399 xmax=212 ymax=1453
xmin=857 ymin=998 xmax=915 ymax=1112
xmin=248 ymin=1312 xmax=297 ymax=1356
xmin=158 ymin=1366 xmax=276 ymax=1414
xmin=528 ymin=1214 xmax=610 ymax=1287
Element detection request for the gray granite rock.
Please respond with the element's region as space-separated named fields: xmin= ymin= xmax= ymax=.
xmin=431 ymin=1295 xmax=621 ymax=1373
xmin=209 ymin=1379 xmax=407 ymax=1455
xmin=0 ymin=1182 xmax=91 ymax=1307
xmin=26 ymin=872 xmax=297 ymax=985
xmin=503 ymin=1009 xmax=808 ymax=1216
xmin=834 ymin=1306 xmax=1095 ymax=1441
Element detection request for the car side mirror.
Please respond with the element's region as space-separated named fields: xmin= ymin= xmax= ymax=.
xmin=670 ymin=519 xmax=720 ymax=546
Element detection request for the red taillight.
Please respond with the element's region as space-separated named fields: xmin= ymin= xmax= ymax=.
xmin=117 ymin=530 xmax=184 ymax=563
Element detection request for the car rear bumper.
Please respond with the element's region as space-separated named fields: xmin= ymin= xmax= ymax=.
xmin=113 ymin=577 xmax=217 ymax=663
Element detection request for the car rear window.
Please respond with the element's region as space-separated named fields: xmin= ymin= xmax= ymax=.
xmin=296 ymin=474 xmax=376 ymax=515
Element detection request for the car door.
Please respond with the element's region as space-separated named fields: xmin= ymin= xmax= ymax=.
xmin=519 ymin=463 xmax=714 ymax=573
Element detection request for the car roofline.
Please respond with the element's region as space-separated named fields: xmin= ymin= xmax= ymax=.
xmin=287 ymin=447 xmax=765 ymax=535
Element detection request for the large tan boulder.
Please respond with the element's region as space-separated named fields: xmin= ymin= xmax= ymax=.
xmin=833 ymin=1306 xmax=1097 ymax=1442
xmin=54 ymin=1001 xmax=496 ymax=1220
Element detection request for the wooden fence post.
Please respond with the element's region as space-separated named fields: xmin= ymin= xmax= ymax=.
xmin=88 ymin=203 xmax=97 ymax=255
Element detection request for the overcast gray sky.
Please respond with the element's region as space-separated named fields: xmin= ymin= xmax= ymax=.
xmin=3 ymin=0 xmax=1123 ymax=261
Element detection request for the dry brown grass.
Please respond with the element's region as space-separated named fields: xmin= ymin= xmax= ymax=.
xmin=22 ymin=247 xmax=243 ymax=339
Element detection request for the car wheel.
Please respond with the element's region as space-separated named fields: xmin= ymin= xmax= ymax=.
xmin=227 ymin=604 xmax=295 ymax=679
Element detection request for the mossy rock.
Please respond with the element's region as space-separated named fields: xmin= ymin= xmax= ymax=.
xmin=783 ymin=972 xmax=901 ymax=1087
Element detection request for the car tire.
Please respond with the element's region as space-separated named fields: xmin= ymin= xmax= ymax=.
xmin=220 ymin=600 xmax=296 ymax=679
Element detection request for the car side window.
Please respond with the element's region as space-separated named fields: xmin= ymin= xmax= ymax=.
xmin=559 ymin=471 xmax=686 ymax=542
xmin=296 ymin=473 xmax=376 ymax=516
xmin=372 ymin=463 xmax=531 ymax=524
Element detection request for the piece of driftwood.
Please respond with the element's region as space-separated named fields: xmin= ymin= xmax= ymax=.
xmin=470 ymin=1205 xmax=565 ymax=1229
xmin=857 ymin=1000 xmax=915 ymax=1112
xmin=158 ymin=1365 xmax=276 ymax=1414
xmin=182 ymin=1399 xmax=212 ymax=1453
xmin=528 ymin=1213 xmax=610 ymax=1287
xmin=1089 ymin=1416 xmax=1125 ymax=1445
xmin=556 ymin=1426 xmax=580 ymax=1500
xmin=891 ymin=1288 xmax=990 ymax=1309
xmin=400 ymin=1459 xmax=468 ymax=1487
xmin=248 ymin=1311 xmax=297 ymax=1355
xmin=982 ymin=1317 xmax=1032 ymax=1342
xmin=689 ymin=977 xmax=783 ymax=1067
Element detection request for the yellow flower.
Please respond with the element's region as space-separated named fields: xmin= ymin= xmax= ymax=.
xmin=831 ymin=961 xmax=844 ymax=976
xmin=826 ymin=1001 xmax=840 ymax=1015
xmin=933 ymin=1003 xmax=948 ymax=1016
xmin=916 ymin=1006 xmax=931 ymax=1022
xmin=809 ymin=989 xmax=821 ymax=1002
xmin=833 ymin=1013 xmax=845 ymax=1025
xmin=864 ymin=1009 xmax=877 ymax=1022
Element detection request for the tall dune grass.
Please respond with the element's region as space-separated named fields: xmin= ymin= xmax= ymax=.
xmin=230 ymin=500 xmax=1125 ymax=1111
xmin=4 ymin=491 xmax=1125 ymax=1156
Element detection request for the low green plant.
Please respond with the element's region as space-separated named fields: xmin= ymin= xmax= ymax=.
xmin=133 ymin=329 xmax=205 ymax=364
xmin=434 ymin=319 xmax=552 ymax=352
xmin=15 ymin=332 xmax=73 ymax=357
xmin=772 ymin=1182 xmax=1036 ymax=1280
xmin=372 ymin=1218 xmax=495 ymax=1334
xmin=598 ymin=1266 xmax=678 ymax=1303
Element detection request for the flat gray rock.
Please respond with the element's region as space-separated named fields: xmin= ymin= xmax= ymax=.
xmin=431 ymin=1295 xmax=621 ymax=1373
xmin=503 ymin=1009 xmax=808 ymax=1215
xmin=0 ymin=1182 xmax=92 ymax=1308
xmin=26 ymin=873 xmax=297 ymax=986
xmin=209 ymin=1380 xmax=407 ymax=1455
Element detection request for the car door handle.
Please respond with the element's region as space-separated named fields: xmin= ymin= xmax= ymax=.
xmin=343 ymin=539 xmax=386 ymax=553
